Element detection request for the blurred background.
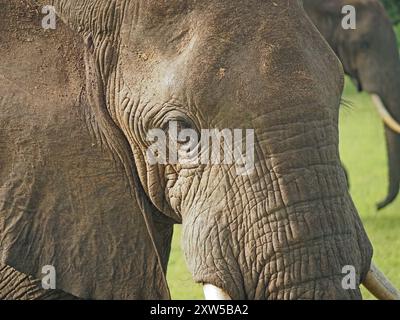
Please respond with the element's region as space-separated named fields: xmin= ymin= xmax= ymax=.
xmin=382 ymin=0 xmax=400 ymax=30
xmin=166 ymin=1 xmax=400 ymax=299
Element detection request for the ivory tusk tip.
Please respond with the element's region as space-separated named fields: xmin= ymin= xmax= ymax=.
xmin=371 ymin=94 xmax=400 ymax=134
xmin=363 ymin=262 xmax=400 ymax=300
xmin=203 ymin=284 xmax=232 ymax=300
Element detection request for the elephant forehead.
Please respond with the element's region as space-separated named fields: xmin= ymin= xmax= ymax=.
xmin=121 ymin=0 xmax=305 ymax=49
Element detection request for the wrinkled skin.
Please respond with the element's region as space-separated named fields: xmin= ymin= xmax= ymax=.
xmin=303 ymin=0 xmax=400 ymax=210
xmin=0 ymin=0 xmax=373 ymax=299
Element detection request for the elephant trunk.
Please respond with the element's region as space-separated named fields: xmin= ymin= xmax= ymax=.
xmin=183 ymin=168 xmax=374 ymax=300
xmin=371 ymin=94 xmax=400 ymax=210
xmin=203 ymin=263 xmax=400 ymax=300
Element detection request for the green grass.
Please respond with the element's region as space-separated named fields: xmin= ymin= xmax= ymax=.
xmin=394 ymin=24 xmax=400 ymax=45
xmin=166 ymin=226 xmax=203 ymax=299
xmin=167 ymin=79 xmax=400 ymax=300
xmin=340 ymin=79 xmax=400 ymax=299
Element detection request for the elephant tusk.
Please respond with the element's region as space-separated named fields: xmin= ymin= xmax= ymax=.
xmin=371 ymin=94 xmax=400 ymax=134
xmin=203 ymin=284 xmax=232 ymax=300
xmin=363 ymin=262 xmax=400 ymax=300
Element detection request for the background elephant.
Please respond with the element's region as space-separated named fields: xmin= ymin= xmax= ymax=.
xmin=303 ymin=0 xmax=400 ymax=210
xmin=0 ymin=0 xmax=398 ymax=300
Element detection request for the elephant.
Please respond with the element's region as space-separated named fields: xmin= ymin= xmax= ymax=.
xmin=0 ymin=0 xmax=399 ymax=300
xmin=303 ymin=0 xmax=400 ymax=210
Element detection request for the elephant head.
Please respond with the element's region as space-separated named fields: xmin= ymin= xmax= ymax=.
xmin=1 ymin=0 xmax=398 ymax=300
xmin=303 ymin=0 xmax=400 ymax=210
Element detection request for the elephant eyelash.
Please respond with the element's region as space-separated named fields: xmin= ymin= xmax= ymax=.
xmin=340 ymin=98 xmax=354 ymax=109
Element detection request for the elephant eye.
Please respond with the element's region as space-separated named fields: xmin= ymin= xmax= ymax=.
xmin=159 ymin=114 xmax=198 ymax=142
xmin=161 ymin=117 xmax=193 ymax=133
xmin=159 ymin=118 xmax=199 ymax=163
xmin=360 ymin=40 xmax=370 ymax=50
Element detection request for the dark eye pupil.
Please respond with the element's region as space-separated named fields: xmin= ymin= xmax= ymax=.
xmin=361 ymin=41 xmax=370 ymax=49
xmin=176 ymin=120 xmax=190 ymax=131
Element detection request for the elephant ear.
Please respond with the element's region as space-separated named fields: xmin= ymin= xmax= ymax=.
xmin=0 ymin=11 xmax=170 ymax=300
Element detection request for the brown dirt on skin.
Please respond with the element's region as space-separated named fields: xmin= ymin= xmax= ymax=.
xmin=0 ymin=0 xmax=84 ymax=100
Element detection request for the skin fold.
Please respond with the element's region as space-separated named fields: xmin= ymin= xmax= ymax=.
xmin=0 ymin=0 xmax=374 ymax=299
xmin=303 ymin=0 xmax=400 ymax=210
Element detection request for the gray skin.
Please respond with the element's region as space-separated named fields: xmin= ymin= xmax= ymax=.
xmin=303 ymin=0 xmax=400 ymax=210
xmin=0 ymin=0 xmax=373 ymax=299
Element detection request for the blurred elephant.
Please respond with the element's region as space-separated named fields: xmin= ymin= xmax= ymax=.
xmin=303 ymin=0 xmax=400 ymax=210
xmin=0 ymin=0 xmax=399 ymax=300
